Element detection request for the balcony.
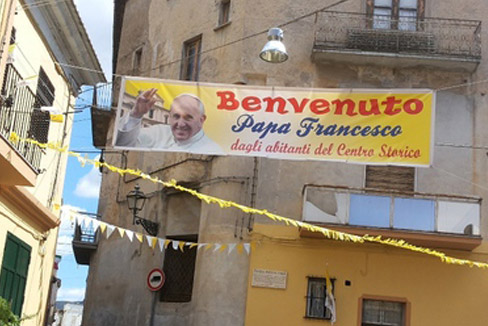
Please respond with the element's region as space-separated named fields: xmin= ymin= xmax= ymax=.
xmin=302 ymin=185 xmax=481 ymax=251
xmin=72 ymin=217 xmax=99 ymax=265
xmin=90 ymin=83 xmax=113 ymax=148
xmin=0 ymin=64 xmax=47 ymax=186
xmin=312 ymin=12 xmax=481 ymax=72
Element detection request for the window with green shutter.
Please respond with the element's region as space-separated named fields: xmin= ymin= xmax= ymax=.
xmin=0 ymin=233 xmax=31 ymax=316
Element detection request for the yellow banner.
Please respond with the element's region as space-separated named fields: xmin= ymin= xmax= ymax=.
xmin=113 ymin=77 xmax=434 ymax=166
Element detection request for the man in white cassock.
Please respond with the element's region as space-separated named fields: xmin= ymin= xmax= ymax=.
xmin=116 ymin=89 xmax=223 ymax=154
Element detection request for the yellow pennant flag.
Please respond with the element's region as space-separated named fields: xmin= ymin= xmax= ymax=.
xmin=50 ymin=114 xmax=64 ymax=123
xmin=135 ymin=233 xmax=144 ymax=243
xmin=99 ymin=222 xmax=107 ymax=234
xmin=151 ymin=237 xmax=158 ymax=249
xmin=236 ymin=244 xmax=244 ymax=254
xmin=178 ymin=242 xmax=185 ymax=252
xmin=219 ymin=244 xmax=228 ymax=253
xmin=164 ymin=239 xmax=171 ymax=249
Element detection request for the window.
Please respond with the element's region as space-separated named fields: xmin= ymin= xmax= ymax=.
xmin=218 ymin=0 xmax=231 ymax=26
xmin=133 ymin=47 xmax=143 ymax=74
xmin=28 ymin=109 xmax=50 ymax=143
xmin=160 ymin=235 xmax=198 ymax=302
xmin=35 ymin=67 xmax=55 ymax=108
xmin=368 ymin=0 xmax=424 ymax=31
xmin=9 ymin=27 xmax=16 ymax=45
xmin=305 ymin=277 xmax=334 ymax=319
xmin=361 ymin=298 xmax=407 ymax=326
xmin=180 ymin=36 xmax=201 ymax=81
xmin=365 ymin=166 xmax=415 ymax=192
xmin=0 ymin=233 xmax=31 ymax=316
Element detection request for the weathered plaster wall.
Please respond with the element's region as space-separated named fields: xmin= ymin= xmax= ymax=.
xmin=83 ymin=0 xmax=488 ymax=325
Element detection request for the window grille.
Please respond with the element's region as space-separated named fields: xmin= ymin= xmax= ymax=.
xmin=362 ymin=299 xmax=406 ymax=326
xmin=305 ymin=277 xmax=335 ymax=319
xmin=160 ymin=235 xmax=198 ymax=302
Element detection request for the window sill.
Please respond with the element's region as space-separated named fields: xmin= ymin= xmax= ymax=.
xmin=300 ymin=224 xmax=482 ymax=251
xmin=214 ymin=21 xmax=232 ymax=31
xmin=304 ymin=316 xmax=332 ymax=321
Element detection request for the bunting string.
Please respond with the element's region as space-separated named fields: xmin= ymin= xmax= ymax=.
xmin=65 ymin=210 xmax=252 ymax=255
xmin=11 ymin=132 xmax=488 ymax=269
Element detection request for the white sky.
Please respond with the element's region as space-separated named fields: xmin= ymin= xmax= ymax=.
xmin=55 ymin=0 xmax=112 ymax=302
xmin=73 ymin=0 xmax=113 ymax=79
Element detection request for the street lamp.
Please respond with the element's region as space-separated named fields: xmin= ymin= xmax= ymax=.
xmin=126 ymin=184 xmax=159 ymax=236
xmin=259 ymin=28 xmax=288 ymax=63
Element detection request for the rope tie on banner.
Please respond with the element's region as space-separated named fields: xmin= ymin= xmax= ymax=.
xmin=9 ymin=132 xmax=488 ymax=270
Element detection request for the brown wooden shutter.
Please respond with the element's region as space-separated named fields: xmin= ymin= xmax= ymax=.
xmin=366 ymin=0 xmax=374 ymax=28
xmin=365 ymin=166 xmax=415 ymax=192
xmin=417 ymin=0 xmax=425 ymax=20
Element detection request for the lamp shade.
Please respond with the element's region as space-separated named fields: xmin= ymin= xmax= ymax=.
xmin=127 ymin=184 xmax=147 ymax=212
xmin=259 ymin=28 xmax=288 ymax=63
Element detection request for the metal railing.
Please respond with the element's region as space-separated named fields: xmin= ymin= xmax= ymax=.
xmin=93 ymin=83 xmax=113 ymax=110
xmin=314 ymin=11 xmax=481 ymax=60
xmin=73 ymin=216 xmax=99 ymax=245
xmin=0 ymin=64 xmax=44 ymax=171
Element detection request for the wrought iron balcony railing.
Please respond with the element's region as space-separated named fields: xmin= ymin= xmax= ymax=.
xmin=90 ymin=83 xmax=113 ymax=148
xmin=313 ymin=11 xmax=481 ymax=61
xmin=0 ymin=64 xmax=47 ymax=171
xmin=93 ymin=82 xmax=113 ymax=111
xmin=72 ymin=215 xmax=99 ymax=265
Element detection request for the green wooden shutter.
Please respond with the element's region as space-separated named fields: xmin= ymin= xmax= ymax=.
xmin=0 ymin=233 xmax=31 ymax=316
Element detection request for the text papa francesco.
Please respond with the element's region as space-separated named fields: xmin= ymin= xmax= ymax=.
xmin=217 ymin=91 xmax=425 ymax=139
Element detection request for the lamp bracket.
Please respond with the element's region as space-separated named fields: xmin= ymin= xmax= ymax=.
xmin=134 ymin=216 xmax=159 ymax=236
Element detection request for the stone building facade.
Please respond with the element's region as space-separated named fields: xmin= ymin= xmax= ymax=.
xmin=83 ymin=0 xmax=488 ymax=325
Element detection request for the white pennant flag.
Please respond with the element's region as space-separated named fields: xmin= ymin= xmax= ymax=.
xmin=197 ymin=243 xmax=207 ymax=250
xmin=81 ymin=216 xmax=90 ymax=228
xmin=126 ymin=230 xmax=134 ymax=242
xmin=86 ymin=218 xmax=93 ymax=230
xmin=91 ymin=219 xmax=100 ymax=231
xmin=158 ymin=239 xmax=166 ymax=252
xmin=146 ymin=235 xmax=153 ymax=247
xmin=16 ymin=80 xmax=32 ymax=88
xmin=243 ymin=243 xmax=251 ymax=255
xmin=106 ymin=225 xmax=116 ymax=239
xmin=172 ymin=241 xmax=179 ymax=250
xmin=75 ymin=215 xmax=83 ymax=227
xmin=228 ymin=243 xmax=237 ymax=254
xmin=213 ymin=244 xmax=222 ymax=252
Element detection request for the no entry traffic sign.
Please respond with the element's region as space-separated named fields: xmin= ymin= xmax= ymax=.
xmin=147 ymin=268 xmax=165 ymax=291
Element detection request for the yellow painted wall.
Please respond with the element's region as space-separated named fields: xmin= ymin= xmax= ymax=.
xmin=0 ymin=1 xmax=75 ymax=324
xmin=0 ymin=197 xmax=58 ymax=325
xmin=245 ymin=224 xmax=488 ymax=326
xmin=9 ymin=0 xmax=74 ymax=209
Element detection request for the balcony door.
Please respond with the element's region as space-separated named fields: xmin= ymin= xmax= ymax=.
xmin=367 ymin=0 xmax=425 ymax=31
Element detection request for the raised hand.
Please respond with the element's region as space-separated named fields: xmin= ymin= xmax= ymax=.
xmin=130 ymin=88 xmax=158 ymax=119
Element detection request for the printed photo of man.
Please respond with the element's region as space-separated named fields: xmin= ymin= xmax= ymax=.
xmin=115 ymin=88 xmax=223 ymax=154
